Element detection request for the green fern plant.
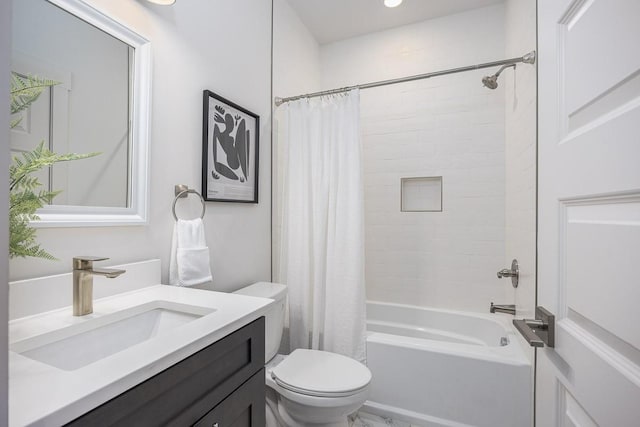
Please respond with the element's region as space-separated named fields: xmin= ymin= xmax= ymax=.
xmin=9 ymin=72 xmax=98 ymax=260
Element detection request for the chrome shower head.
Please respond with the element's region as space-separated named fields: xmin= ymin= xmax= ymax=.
xmin=482 ymin=75 xmax=499 ymax=89
xmin=482 ymin=63 xmax=516 ymax=90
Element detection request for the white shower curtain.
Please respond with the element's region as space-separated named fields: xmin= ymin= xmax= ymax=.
xmin=276 ymin=90 xmax=366 ymax=362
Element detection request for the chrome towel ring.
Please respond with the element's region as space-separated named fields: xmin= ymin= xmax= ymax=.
xmin=172 ymin=185 xmax=206 ymax=221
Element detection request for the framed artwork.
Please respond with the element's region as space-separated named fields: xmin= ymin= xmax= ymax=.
xmin=202 ymin=90 xmax=259 ymax=203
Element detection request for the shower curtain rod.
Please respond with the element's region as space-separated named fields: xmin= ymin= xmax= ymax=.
xmin=274 ymin=50 xmax=536 ymax=106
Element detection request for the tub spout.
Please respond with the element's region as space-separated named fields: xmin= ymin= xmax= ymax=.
xmin=490 ymin=303 xmax=516 ymax=315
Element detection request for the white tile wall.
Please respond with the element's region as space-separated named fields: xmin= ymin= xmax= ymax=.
xmin=320 ymin=5 xmax=510 ymax=313
xmin=504 ymin=0 xmax=537 ymax=320
xmin=504 ymin=0 xmax=537 ymax=361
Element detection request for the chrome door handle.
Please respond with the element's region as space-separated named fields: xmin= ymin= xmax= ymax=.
xmin=513 ymin=319 xmax=545 ymax=347
xmin=513 ymin=306 xmax=555 ymax=347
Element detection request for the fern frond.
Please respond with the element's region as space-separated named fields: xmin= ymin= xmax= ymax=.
xmin=9 ymin=235 xmax=56 ymax=260
xmin=8 ymin=191 xmax=55 ymax=260
xmin=10 ymin=72 xmax=59 ymax=115
xmin=8 ymin=187 xmax=56 ymax=260
xmin=10 ymin=116 xmax=22 ymax=129
xmin=15 ymin=175 xmax=40 ymax=193
xmin=10 ymin=141 xmax=99 ymax=191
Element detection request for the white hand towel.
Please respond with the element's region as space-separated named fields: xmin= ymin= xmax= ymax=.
xmin=169 ymin=218 xmax=213 ymax=286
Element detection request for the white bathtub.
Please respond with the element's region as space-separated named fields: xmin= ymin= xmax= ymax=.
xmin=364 ymin=301 xmax=532 ymax=427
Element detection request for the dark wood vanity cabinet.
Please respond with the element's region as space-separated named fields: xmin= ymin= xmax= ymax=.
xmin=66 ymin=317 xmax=265 ymax=427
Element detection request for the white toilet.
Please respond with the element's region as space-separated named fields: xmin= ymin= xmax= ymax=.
xmin=234 ymin=282 xmax=371 ymax=427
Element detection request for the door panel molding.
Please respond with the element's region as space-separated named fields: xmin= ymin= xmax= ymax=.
xmin=538 ymin=0 xmax=640 ymax=424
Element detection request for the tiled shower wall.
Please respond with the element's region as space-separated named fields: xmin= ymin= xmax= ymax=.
xmin=505 ymin=0 xmax=537 ymax=322
xmin=358 ymin=77 xmax=507 ymax=311
xmin=321 ymin=5 xmax=511 ymax=312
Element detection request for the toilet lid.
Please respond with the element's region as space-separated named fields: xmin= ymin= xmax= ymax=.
xmin=271 ymin=349 xmax=371 ymax=397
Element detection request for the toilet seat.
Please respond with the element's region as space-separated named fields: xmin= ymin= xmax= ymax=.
xmin=273 ymin=378 xmax=369 ymax=398
xmin=266 ymin=372 xmax=371 ymax=410
xmin=270 ymin=349 xmax=371 ymax=398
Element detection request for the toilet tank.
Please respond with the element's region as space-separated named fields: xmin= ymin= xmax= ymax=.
xmin=233 ymin=282 xmax=287 ymax=362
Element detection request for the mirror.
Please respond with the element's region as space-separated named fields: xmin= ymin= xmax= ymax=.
xmin=10 ymin=0 xmax=150 ymax=227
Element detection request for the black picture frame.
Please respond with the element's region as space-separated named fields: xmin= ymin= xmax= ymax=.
xmin=202 ymin=90 xmax=259 ymax=203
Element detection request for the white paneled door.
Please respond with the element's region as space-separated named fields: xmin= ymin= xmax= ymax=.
xmin=537 ymin=0 xmax=640 ymax=426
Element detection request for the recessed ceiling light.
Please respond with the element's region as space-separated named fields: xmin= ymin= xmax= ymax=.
xmin=147 ymin=0 xmax=176 ymax=5
xmin=384 ymin=0 xmax=403 ymax=8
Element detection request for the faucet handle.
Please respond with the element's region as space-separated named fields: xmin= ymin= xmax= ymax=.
xmin=496 ymin=259 xmax=519 ymax=288
xmin=73 ymin=256 xmax=109 ymax=270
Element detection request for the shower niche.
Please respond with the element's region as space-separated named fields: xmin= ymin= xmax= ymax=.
xmin=400 ymin=176 xmax=443 ymax=212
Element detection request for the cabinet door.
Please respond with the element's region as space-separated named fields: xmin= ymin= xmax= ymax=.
xmin=195 ymin=369 xmax=266 ymax=427
xmin=66 ymin=318 xmax=265 ymax=427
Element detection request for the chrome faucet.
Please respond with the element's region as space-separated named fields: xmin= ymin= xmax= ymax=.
xmin=490 ymin=302 xmax=516 ymax=316
xmin=73 ymin=256 xmax=126 ymax=316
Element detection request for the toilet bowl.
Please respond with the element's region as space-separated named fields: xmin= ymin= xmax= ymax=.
xmin=234 ymin=282 xmax=371 ymax=427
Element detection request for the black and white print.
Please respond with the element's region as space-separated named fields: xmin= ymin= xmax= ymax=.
xmin=202 ymin=90 xmax=259 ymax=203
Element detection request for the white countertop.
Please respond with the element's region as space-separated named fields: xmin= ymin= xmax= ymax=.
xmin=9 ymin=284 xmax=274 ymax=427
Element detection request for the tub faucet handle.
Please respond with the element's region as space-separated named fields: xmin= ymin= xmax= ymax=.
xmin=497 ymin=268 xmax=515 ymax=278
xmin=496 ymin=259 xmax=519 ymax=287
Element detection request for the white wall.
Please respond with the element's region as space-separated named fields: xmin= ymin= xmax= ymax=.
xmin=504 ymin=0 xmax=537 ymax=321
xmin=320 ymin=5 xmax=509 ymax=313
xmin=272 ymin=0 xmax=321 ymax=99
xmin=9 ymin=0 xmax=273 ymax=295
xmin=1 ymin=0 xmax=11 ymax=421
xmin=320 ymin=5 xmax=506 ymax=90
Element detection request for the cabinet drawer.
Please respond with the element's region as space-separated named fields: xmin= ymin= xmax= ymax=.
xmin=194 ymin=369 xmax=265 ymax=427
xmin=66 ymin=317 xmax=265 ymax=427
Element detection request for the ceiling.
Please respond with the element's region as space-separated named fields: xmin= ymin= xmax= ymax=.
xmin=285 ymin=0 xmax=505 ymax=44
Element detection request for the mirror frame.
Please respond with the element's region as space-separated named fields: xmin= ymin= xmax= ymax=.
xmin=30 ymin=0 xmax=151 ymax=227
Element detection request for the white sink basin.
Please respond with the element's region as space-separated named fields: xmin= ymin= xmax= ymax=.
xmin=10 ymin=300 xmax=214 ymax=371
